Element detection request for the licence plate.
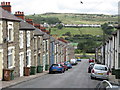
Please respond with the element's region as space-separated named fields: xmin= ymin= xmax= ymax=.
xmin=53 ymin=69 xmax=57 ymax=71
xmin=98 ymin=73 xmax=103 ymax=75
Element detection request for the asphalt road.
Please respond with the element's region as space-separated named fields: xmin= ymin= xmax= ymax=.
xmin=10 ymin=59 xmax=101 ymax=88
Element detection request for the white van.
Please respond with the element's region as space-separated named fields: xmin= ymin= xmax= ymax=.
xmin=70 ymin=59 xmax=77 ymax=65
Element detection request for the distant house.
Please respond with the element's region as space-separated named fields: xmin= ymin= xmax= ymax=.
xmin=33 ymin=28 xmax=44 ymax=72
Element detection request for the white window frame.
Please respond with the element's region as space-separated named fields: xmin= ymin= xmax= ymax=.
xmin=0 ymin=21 xmax=3 ymax=43
xmin=19 ymin=31 xmax=24 ymax=49
xmin=27 ymin=50 xmax=31 ymax=67
xmin=43 ymin=40 xmax=45 ymax=52
xmin=8 ymin=46 xmax=15 ymax=69
xmin=27 ymin=31 xmax=30 ymax=47
xmin=7 ymin=22 xmax=14 ymax=42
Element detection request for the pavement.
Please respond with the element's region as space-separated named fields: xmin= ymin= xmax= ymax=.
xmin=109 ymin=73 xmax=120 ymax=85
xmin=1 ymin=71 xmax=49 ymax=89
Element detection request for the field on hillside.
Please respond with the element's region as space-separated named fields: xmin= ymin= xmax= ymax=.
xmin=26 ymin=13 xmax=118 ymax=24
xmin=50 ymin=27 xmax=103 ymax=37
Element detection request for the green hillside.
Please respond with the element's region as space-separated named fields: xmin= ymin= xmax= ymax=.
xmin=26 ymin=13 xmax=117 ymax=24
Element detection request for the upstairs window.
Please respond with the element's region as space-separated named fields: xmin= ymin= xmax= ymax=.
xmin=8 ymin=22 xmax=14 ymax=41
xmin=27 ymin=31 xmax=30 ymax=47
xmin=0 ymin=21 xmax=3 ymax=43
xmin=19 ymin=31 xmax=23 ymax=49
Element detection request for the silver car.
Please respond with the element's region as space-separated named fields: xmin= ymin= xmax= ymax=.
xmin=91 ymin=64 xmax=109 ymax=80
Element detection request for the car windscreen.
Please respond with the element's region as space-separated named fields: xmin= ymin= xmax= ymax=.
xmin=52 ymin=64 xmax=59 ymax=67
xmin=94 ymin=65 xmax=107 ymax=71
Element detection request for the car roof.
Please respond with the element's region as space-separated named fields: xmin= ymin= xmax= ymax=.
xmin=94 ymin=64 xmax=107 ymax=67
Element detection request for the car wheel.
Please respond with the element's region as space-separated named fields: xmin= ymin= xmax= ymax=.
xmin=91 ymin=76 xmax=94 ymax=79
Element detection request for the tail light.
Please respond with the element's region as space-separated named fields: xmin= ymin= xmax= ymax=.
xmin=92 ymin=69 xmax=94 ymax=73
xmin=107 ymin=71 xmax=109 ymax=75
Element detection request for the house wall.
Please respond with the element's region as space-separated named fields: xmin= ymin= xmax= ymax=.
xmin=2 ymin=20 xmax=20 ymax=78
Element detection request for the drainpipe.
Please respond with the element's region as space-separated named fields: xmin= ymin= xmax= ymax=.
xmin=26 ymin=30 xmax=27 ymax=67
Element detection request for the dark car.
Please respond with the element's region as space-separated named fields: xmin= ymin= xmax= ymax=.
xmin=60 ymin=62 xmax=68 ymax=71
xmin=77 ymin=59 xmax=81 ymax=62
xmin=88 ymin=63 xmax=95 ymax=73
xmin=95 ymin=80 xmax=120 ymax=90
xmin=64 ymin=61 xmax=72 ymax=69
xmin=49 ymin=64 xmax=64 ymax=74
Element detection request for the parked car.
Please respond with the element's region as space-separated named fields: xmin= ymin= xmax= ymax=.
xmin=88 ymin=63 xmax=95 ymax=73
xmin=95 ymin=80 xmax=120 ymax=89
xmin=64 ymin=61 xmax=72 ymax=69
xmin=77 ymin=59 xmax=81 ymax=62
xmin=89 ymin=59 xmax=94 ymax=63
xmin=60 ymin=62 xmax=68 ymax=71
xmin=49 ymin=64 xmax=64 ymax=74
xmin=91 ymin=64 xmax=109 ymax=80
xmin=70 ymin=59 xmax=77 ymax=65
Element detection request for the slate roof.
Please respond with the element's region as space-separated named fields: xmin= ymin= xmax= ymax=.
xmin=34 ymin=28 xmax=45 ymax=36
xmin=19 ymin=20 xmax=35 ymax=30
xmin=55 ymin=40 xmax=59 ymax=44
xmin=43 ymin=33 xmax=50 ymax=40
xmin=50 ymin=36 xmax=55 ymax=42
xmin=0 ymin=7 xmax=20 ymax=21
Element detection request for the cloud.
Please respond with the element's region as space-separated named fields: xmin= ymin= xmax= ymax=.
xmin=1 ymin=0 xmax=119 ymax=15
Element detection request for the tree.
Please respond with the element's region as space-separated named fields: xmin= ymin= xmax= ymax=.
xmin=56 ymin=24 xmax=63 ymax=29
xmin=101 ymin=23 xmax=114 ymax=35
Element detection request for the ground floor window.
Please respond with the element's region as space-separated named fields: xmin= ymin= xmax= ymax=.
xmin=8 ymin=47 xmax=14 ymax=68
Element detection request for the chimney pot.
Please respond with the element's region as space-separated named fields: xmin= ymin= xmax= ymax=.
xmin=8 ymin=2 xmax=10 ymax=5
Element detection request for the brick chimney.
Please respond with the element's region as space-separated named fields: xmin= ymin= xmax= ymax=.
xmin=14 ymin=11 xmax=25 ymax=20
xmin=26 ymin=19 xmax=33 ymax=25
xmin=0 ymin=2 xmax=11 ymax=12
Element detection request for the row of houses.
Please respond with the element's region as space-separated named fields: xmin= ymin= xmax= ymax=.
xmin=0 ymin=2 xmax=75 ymax=81
xmin=95 ymin=26 xmax=120 ymax=78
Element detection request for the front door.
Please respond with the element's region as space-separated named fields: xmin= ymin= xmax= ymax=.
xmin=20 ymin=53 xmax=24 ymax=77
xmin=43 ymin=55 xmax=46 ymax=71
xmin=0 ymin=51 xmax=3 ymax=80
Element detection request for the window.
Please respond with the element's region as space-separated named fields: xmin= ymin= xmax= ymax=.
xmin=43 ymin=41 xmax=45 ymax=51
xmin=8 ymin=22 xmax=14 ymax=41
xmin=26 ymin=50 xmax=31 ymax=67
xmin=0 ymin=21 xmax=3 ymax=43
xmin=8 ymin=47 xmax=15 ymax=69
xmin=19 ymin=31 xmax=23 ymax=49
xmin=34 ymin=37 xmax=37 ymax=50
xmin=27 ymin=31 xmax=30 ymax=47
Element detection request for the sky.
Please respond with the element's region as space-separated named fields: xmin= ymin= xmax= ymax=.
xmin=1 ymin=0 xmax=120 ymax=15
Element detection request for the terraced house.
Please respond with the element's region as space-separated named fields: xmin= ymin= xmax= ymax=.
xmin=0 ymin=3 xmax=21 ymax=80
xmin=0 ymin=1 xmax=75 ymax=81
xmin=96 ymin=27 xmax=120 ymax=79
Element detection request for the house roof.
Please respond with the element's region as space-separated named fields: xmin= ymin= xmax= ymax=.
xmin=43 ymin=33 xmax=50 ymax=40
xmin=0 ymin=7 xmax=20 ymax=21
xmin=55 ymin=40 xmax=59 ymax=44
xmin=50 ymin=36 xmax=55 ymax=42
xmin=34 ymin=28 xmax=45 ymax=36
xmin=19 ymin=20 xmax=35 ymax=30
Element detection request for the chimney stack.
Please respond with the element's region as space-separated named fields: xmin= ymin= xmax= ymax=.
xmin=14 ymin=11 xmax=25 ymax=20
xmin=0 ymin=2 xmax=11 ymax=13
xmin=26 ymin=19 xmax=34 ymax=25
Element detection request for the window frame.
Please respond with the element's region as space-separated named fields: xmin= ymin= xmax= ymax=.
xmin=7 ymin=22 xmax=14 ymax=42
xmin=0 ymin=21 xmax=3 ymax=43
xmin=19 ymin=31 xmax=24 ymax=49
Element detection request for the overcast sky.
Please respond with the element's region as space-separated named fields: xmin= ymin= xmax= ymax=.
xmin=1 ymin=0 xmax=119 ymax=15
